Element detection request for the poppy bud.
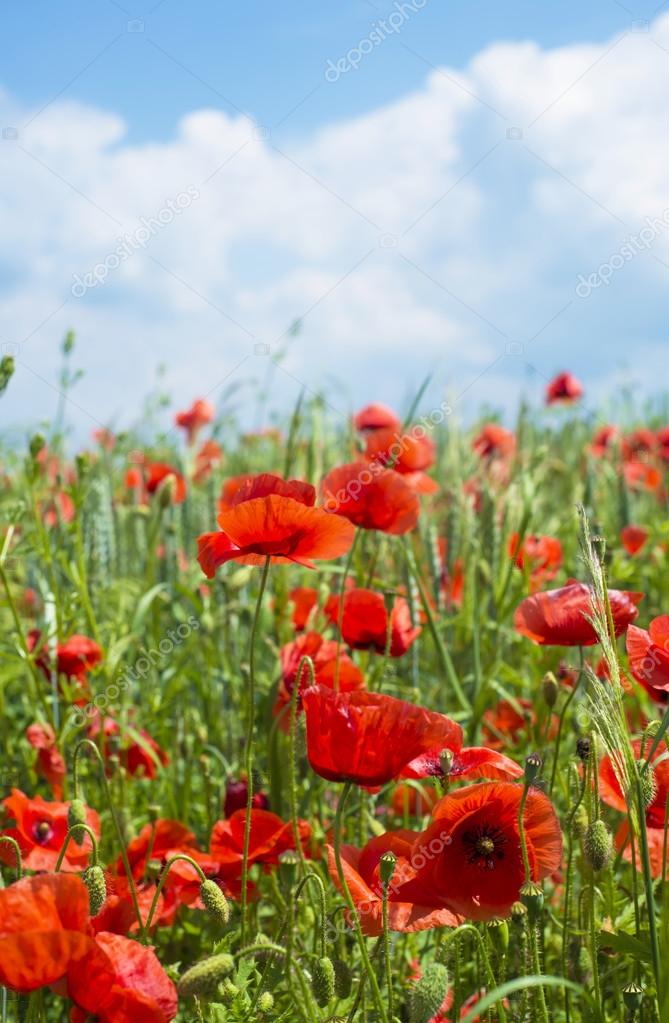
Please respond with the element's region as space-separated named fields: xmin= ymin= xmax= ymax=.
xmin=524 ymin=753 xmax=542 ymax=784
xmin=311 ymin=956 xmax=335 ymax=1007
xmin=178 ymin=953 xmax=235 ymax=999
xmin=29 ymin=434 xmax=46 ymax=459
xmin=576 ymin=737 xmax=591 ymax=761
xmin=638 ymin=764 xmax=657 ymax=809
xmin=379 ymin=851 xmax=397 ymax=886
xmin=542 ymin=672 xmax=558 ymax=708
xmin=439 ymin=748 xmax=454 ymax=776
xmin=157 ymin=475 xmax=176 ymax=508
xmin=409 ymin=962 xmax=450 ymax=1023
xmin=148 ymin=803 xmax=161 ymax=822
xmin=83 ymin=864 xmax=107 ymax=916
xmin=519 ymin=881 xmax=544 ymax=922
xmin=257 ymin=991 xmax=274 ymax=1015
xmin=0 ymin=355 xmax=14 ymax=395
xmin=510 ymin=900 xmax=527 ymax=925
xmin=63 ymin=329 xmax=75 ymax=355
xmin=68 ymin=799 xmax=88 ymax=841
xmin=332 ymin=959 xmax=353 ymax=999
xmin=584 ymin=819 xmax=612 ymax=872
xmin=485 ymin=917 xmax=509 ymax=953
xmin=577 ymin=945 xmax=592 ymax=982
xmin=622 ymin=982 xmax=643 ymax=1013
xmin=219 ymin=978 xmax=239 ymax=1005
xmin=200 ymin=879 xmax=230 ymax=926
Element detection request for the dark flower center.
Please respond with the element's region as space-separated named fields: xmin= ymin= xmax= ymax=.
xmin=462 ymin=824 xmax=506 ymax=870
xmin=33 ymin=819 xmax=54 ymax=844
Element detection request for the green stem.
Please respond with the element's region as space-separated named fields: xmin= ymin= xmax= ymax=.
xmin=381 ymin=878 xmax=394 ymax=1019
xmin=145 ymin=853 xmax=207 ymax=931
xmin=289 ymin=655 xmax=315 ymax=876
xmin=549 ymin=648 xmax=584 ymax=795
xmin=0 ymin=836 xmax=22 ymax=880
xmin=333 ymin=530 xmax=358 ymax=690
xmin=54 ymin=824 xmax=99 ymax=872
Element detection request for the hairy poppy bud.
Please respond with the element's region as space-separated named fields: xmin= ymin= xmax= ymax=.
xmin=29 ymin=434 xmax=46 ymax=460
xmin=409 ymin=962 xmax=449 ymax=1023
xmin=68 ymin=799 xmax=88 ymax=842
xmin=311 ymin=956 xmax=335 ymax=1007
xmin=178 ymin=954 xmax=235 ymax=999
xmin=576 ymin=737 xmax=591 ymax=762
xmin=83 ymin=864 xmax=107 ymax=916
xmin=519 ymin=881 xmax=544 ymax=922
xmin=332 ymin=959 xmax=352 ymax=999
xmin=584 ymin=819 xmax=612 ymax=872
xmin=622 ymin=981 xmax=643 ymax=1013
xmin=257 ymin=991 xmax=274 ymax=1015
xmin=200 ymin=879 xmax=230 ymax=926
xmin=572 ymin=803 xmax=588 ymax=839
xmin=524 ymin=753 xmax=542 ymax=784
xmin=542 ymin=672 xmax=558 ymax=708
xmin=379 ymin=851 xmax=397 ymax=886
xmin=219 ymin=978 xmax=239 ymax=1005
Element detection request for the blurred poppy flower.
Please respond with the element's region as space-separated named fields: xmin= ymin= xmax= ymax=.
xmin=599 ymin=738 xmax=669 ymax=828
xmin=509 ymin=532 xmax=562 ymax=590
xmin=146 ymin=463 xmax=187 ymax=504
xmin=657 ymin=426 xmax=669 ymax=462
xmin=622 ymin=428 xmax=657 ymax=461
xmin=302 ymin=686 xmax=462 ymax=786
xmin=514 ymin=581 xmax=642 ymax=646
xmin=175 ymin=397 xmax=215 ymax=445
xmin=287 ymin=586 xmax=319 ymax=631
xmin=326 ymin=830 xmax=461 ymax=935
xmin=589 ymin=424 xmax=619 ymax=457
xmin=193 ymin=439 xmax=223 ymax=482
xmin=621 ymin=524 xmax=649 ymax=556
xmin=28 ymin=632 xmax=103 ymax=687
xmin=88 ymin=715 xmax=169 ymax=779
xmin=545 ymin=372 xmax=583 ymax=404
xmin=26 ymin=722 xmax=66 ymax=798
xmin=274 ymin=632 xmax=364 ymax=727
xmin=364 ymin=427 xmax=438 ymax=493
xmin=0 ymin=789 xmax=99 ymax=871
xmin=325 ymin=587 xmax=421 ymax=657
xmin=322 ymin=462 xmax=420 ymax=534
xmin=224 ymin=777 xmax=269 ymax=818
xmin=615 ymin=820 xmax=667 ymax=879
xmin=626 ymin=615 xmax=669 ymax=695
xmin=198 ymin=474 xmax=354 ymax=576
xmin=353 ymin=403 xmax=401 ymax=433
xmin=92 ymin=428 xmax=116 ymax=451
xmin=407 ymin=782 xmax=562 ymax=921
xmin=472 ymin=424 xmax=516 ymax=461
xmin=623 ymin=460 xmax=662 ymax=491
xmin=482 ymin=699 xmax=533 ymax=750
xmin=218 ymin=473 xmax=255 ymax=511
xmin=442 ymin=558 xmax=464 ymax=609
xmin=210 ymin=809 xmax=311 ymax=872
xmin=116 ymin=818 xmax=197 ymax=880
xmin=43 ymin=491 xmax=75 ymax=528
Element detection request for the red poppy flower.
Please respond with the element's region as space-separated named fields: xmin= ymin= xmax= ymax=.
xmin=274 ymin=632 xmax=364 ymax=727
xmin=210 ymin=809 xmax=311 ymax=872
xmin=0 ymin=873 xmax=98 ymax=992
xmin=116 ymin=819 xmax=197 ymax=880
xmin=482 ymin=699 xmax=534 ymax=751
xmin=599 ymin=738 xmax=669 ymax=829
xmin=326 ymin=830 xmax=461 ymax=935
xmin=26 ymin=722 xmax=66 ymax=798
xmin=0 ymin=789 xmax=99 ymax=871
xmin=321 ymin=462 xmax=420 ymax=534
xmin=175 ymin=397 xmax=215 ymax=444
xmin=626 ymin=615 xmax=669 ymax=695
xmin=545 ymin=372 xmax=583 ymax=404
xmin=364 ymin=427 xmax=438 ymax=493
xmin=302 ymin=686 xmax=462 ymax=786
xmin=401 ymin=745 xmax=523 ymax=784
xmin=353 ymin=402 xmax=401 ymax=433
xmin=406 ymin=782 xmax=562 ymax=921
xmin=287 ymin=586 xmax=319 ymax=631
xmin=198 ymin=474 xmax=354 ymax=576
xmin=224 ymin=777 xmax=270 ymax=818
xmin=589 ymin=424 xmax=619 ymax=457
xmin=657 ymin=427 xmax=669 ymax=462
xmin=621 ymin=524 xmax=649 ymax=556
xmin=146 ymin=463 xmax=187 ymax=504
xmin=514 ymin=581 xmax=642 ymax=646
xmin=622 ymin=428 xmax=657 ymax=461
xmin=193 ymin=439 xmax=223 ymax=482
xmin=43 ymin=491 xmax=76 ymax=528
xmin=218 ymin=473 xmax=256 ymax=511
xmin=125 ymin=466 xmax=143 ymax=490
xmin=92 ymin=427 xmax=116 ymax=451
xmin=623 ymin=460 xmax=662 ymax=491
xmin=509 ymin=533 xmax=562 ymax=590
xmin=325 ymin=587 xmax=421 ymax=657
xmin=615 ymin=820 xmax=667 ymax=879
xmin=472 ymin=424 xmax=516 ymax=461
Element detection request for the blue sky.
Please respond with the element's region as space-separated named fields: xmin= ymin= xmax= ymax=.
xmin=2 ymin=2 xmax=669 ymax=440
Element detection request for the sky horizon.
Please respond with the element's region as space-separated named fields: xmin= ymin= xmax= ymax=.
xmin=2 ymin=2 xmax=669 ymax=442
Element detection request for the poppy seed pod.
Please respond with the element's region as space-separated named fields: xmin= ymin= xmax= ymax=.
xmin=311 ymin=956 xmax=335 ymax=1007
xmin=485 ymin=917 xmax=509 ymax=953
xmin=524 ymin=753 xmax=542 ymax=784
xmin=542 ymin=671 xmax=558 ymax=708
xmin=177 ymin=954 xmax=235 ymax=999
xmin=584 ymin=819 xmax=612 ymax=872
xmin=576 ymin=737 xmax=591 ymax=762
xmin=439 ymin=748 xmax=454 ymax=777
xmin=200 ymin=879 xmax=230 ymax=926
xmin=379 ymin=850 xmax=397 ymax=886
xmin=83 ymin=864 xmax=107 ymax=916
xmin=622 ymin=982 xmax=644 ymax=1013
xmin=409 ymin=962 xmax=449 ymax=1023
xmin=519 ymin=881 xmax=544 ymax=922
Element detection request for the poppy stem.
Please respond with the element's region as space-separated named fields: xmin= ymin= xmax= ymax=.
xmin=333 ymin=781 xmax=389 ymax=1023
xmin=293 ymin=871 xmax=328 ymax=958
xmin=0 ymin=836 xmax=22 ymax=881
xmin=635 ymin=770 xmax=662 ymax=1005
xmin=288 ymin=655 xmax=315 ymax=877
xmin=144 ymin=853 xmax=208 ymax=931
xmin=333 ymin=530 xmax=359 ymax=691
xmin=381 ymin=878 xmax=393 ymax=1019
xmin=549 ymin=647 xmax=584 ymax=796
xmin=72 ymin=739 xmax=145 ymax=938
xmin=54 ymin=824 xmax=99 ymax=872
xmin=240 ymin=555 xmax=271 ymax=946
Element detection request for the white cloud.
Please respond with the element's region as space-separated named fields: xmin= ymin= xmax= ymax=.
xmin=3 ymin=15 xmax=669 ymax=441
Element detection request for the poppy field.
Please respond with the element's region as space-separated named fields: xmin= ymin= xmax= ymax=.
xmin=2 ymin=351 xmax=669 ymax=1023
